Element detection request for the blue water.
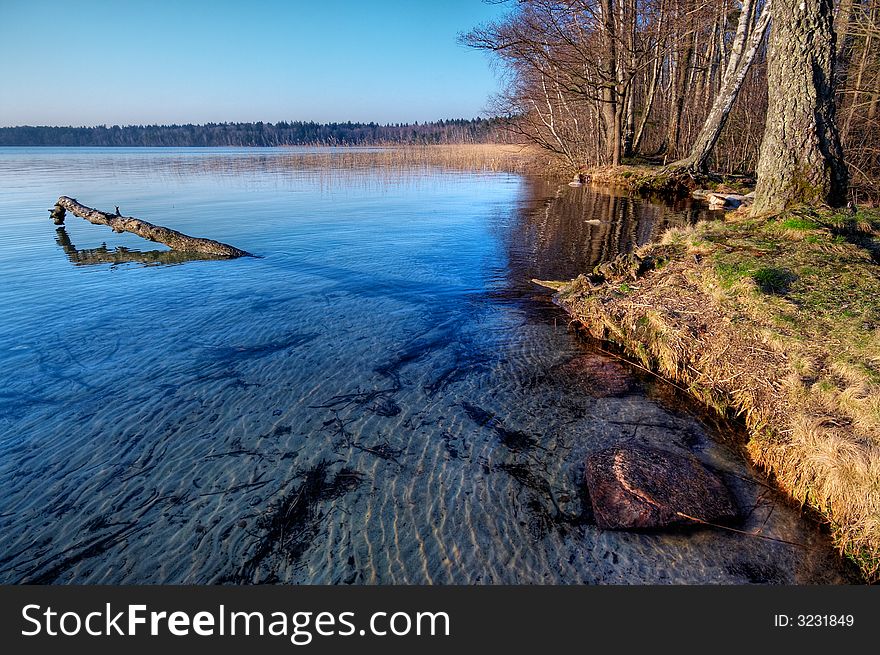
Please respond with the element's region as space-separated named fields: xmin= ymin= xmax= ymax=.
xmin=0 ymin=148 xmax=853 ymax=583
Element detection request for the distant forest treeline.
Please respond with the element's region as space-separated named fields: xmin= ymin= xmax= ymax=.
xmin=0 ymin=118 xmax=514 ymax=147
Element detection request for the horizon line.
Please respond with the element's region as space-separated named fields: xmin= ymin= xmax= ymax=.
xmin=0 ymin=117 xmax=506 ymax=130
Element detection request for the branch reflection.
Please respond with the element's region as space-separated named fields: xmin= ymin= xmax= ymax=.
xmin=55 ymin=227 xmax=232 ymax=266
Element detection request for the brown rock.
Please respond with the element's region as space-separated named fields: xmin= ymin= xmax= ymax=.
xmin=585 ymin=446 xmax=739 ymax=530
xmin=558 ymin=353 xmax=633 ymax=397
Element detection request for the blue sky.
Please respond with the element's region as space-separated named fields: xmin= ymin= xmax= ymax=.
xmin=0 ymin=0 xmax=509 ymax=127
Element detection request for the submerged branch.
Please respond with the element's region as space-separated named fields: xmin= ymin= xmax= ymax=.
xmin=50 ymin=196 xmax=251 ymax=258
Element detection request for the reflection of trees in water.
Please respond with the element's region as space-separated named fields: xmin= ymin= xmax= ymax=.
xmin=55 ymin=227 xmax=230 ymax=267
xmin=499 ymin=178 xmax=716 ymax=297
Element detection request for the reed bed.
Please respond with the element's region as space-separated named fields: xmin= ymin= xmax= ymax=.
xmin=276 ymin=143 xmax=542 ymax=174
xmin=102 ymin=144 xmax=546 ymax=191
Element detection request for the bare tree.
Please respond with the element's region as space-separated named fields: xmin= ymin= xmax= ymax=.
xmin=836 ymin=0 xmax=880 ymax=201
xmin=672 ymin=0 xmax=772 ymax=173
xmin=463 ymin=0 xmax=661 ymax=168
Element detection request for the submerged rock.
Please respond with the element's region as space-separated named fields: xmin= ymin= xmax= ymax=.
xmin=584 ymin=446 xmax=739 ymax=530
xmin=558 ymin=353 xmax=632 ymax=397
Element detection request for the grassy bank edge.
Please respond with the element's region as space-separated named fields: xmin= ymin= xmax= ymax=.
xmin=539 ymin=204 xmax=880 ymax=581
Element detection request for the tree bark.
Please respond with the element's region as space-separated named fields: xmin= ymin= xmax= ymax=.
xmin=51 ymin=196 xmax=251 ymax=257
xmin=599 ymin=0 xmax=622 ymax=166
xmin=621 ymin=0 xmax=637 ymax=158
xmin=633 ymin=34 xmax=663 ymax=155
xmin=752 ymin=0 xmax=848 ymax=214
xmin=664 ymin=1 xmax=695 ymax=161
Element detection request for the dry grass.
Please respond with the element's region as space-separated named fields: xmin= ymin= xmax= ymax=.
xmin=585 ymin=163 xmax=756 ymax=196
xmin=553 ymin=206 xmax=880 ymax=579
xmin=585 ymin=165 xmax=694 ymax=194
xmin=278 ymin=143 xmax=543 ymax=174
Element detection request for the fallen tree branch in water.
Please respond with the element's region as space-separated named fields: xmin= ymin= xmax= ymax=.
xmin=50 ymin=196 xmax=251 ymax=258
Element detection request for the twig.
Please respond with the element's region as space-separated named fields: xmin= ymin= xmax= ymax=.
xmin=593 ymin=345 xmax=692 ymax=395
xmin=675 ymin=512 xmax=805 ymax=548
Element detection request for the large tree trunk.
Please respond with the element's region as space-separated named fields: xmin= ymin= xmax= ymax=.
xmin=752 ymin=0 xmax=848 ymax=214
xmin=675 ymin=0 xmax=772 ymax=173
xmin=599 ymin=0 xmax=622 ymax=166
xmin=51 ymin=196 xmax=251 ymax=257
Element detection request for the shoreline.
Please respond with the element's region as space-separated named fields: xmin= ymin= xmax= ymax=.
xmin=538 ymin=197 xmax=880 ymax=581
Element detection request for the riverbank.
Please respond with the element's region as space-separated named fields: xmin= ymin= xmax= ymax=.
xmin=539 ymin=204 xmax=880 ymax=580
xmin=583 ymin=163 xmax=756 ymax=197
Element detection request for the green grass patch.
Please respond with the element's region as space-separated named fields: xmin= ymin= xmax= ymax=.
xmin=753 ymin=267 xmax=796 ymax=294
xmin=714 ymin=260 xmax=757 ymax=288
xmin=700 ymin=209 xmax=880 ymax=360
xmin=780 ymin=217 xmax=822 ymax=230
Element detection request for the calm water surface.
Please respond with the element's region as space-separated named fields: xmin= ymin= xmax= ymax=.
xmin=0 ymin=148 xmax=854 ymax=583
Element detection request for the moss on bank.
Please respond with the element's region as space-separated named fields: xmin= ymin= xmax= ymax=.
xmin=543 ymin=206 xmax=880 ymax=580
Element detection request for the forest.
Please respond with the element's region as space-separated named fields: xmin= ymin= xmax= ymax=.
xmin=464 ymin=0 xmax=880 ymax=203
xmin=0 ymin=118 xmax=512 ymax=148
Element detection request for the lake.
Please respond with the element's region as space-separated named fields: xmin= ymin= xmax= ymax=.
xmin=0 ymin=147 xmax=854 ymax=583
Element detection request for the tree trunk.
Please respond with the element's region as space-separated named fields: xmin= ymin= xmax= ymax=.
xmin=675 ymin=0 xmax=772 ymax=173
xmin=843 ymin=3 xmax=875 ymax=137
xmin=633 ymin=2 xmax=666 ymax=155
xmin=51 ymin=196 xmax=251 ymax=257
xmin=752 ymin=0 xmax=848 ymax=214
xmin=865 ymin=3 xmax=880 ymax=121
xmin=622 ymin=89 xmax=635 ymax=158
xmin=599 ymin=0 xmax=622 ymax=165
xmin=665 ymin=46 xmax=693 ymax=160
xmin=665 ymin=2 xmax=694 ymax=161
xmin=834 ymin=0 xmax=856 ymax=87
xmin=633 ymin=50 xmax=661 ymax=154
xmin=600 ymin=85 xmax=621 ymax=165
xmin=621 ymin=0 xmax=637 ymax=158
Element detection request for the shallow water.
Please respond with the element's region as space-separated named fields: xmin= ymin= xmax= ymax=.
xmin=0 ymin=147 xmax=855 ymax=584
